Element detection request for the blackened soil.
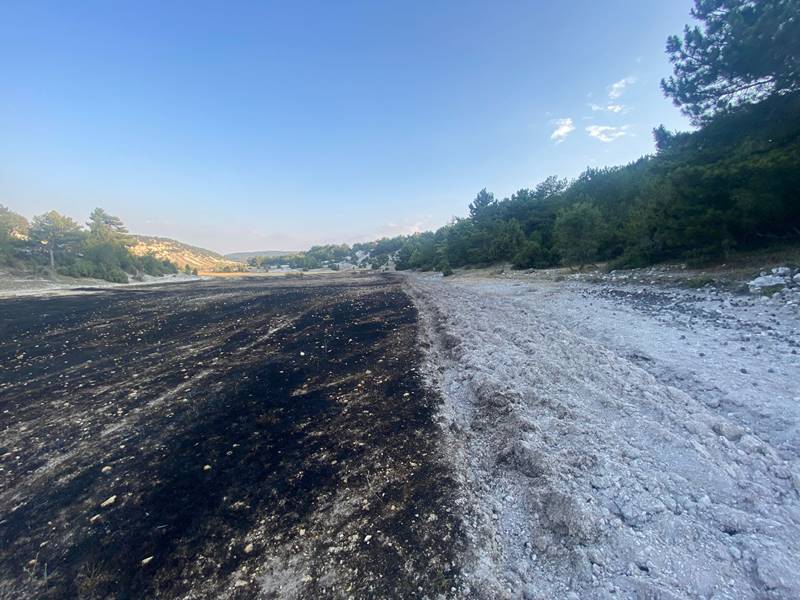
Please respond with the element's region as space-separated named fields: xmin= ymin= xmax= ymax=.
xmin=0 ymin=273 xmax=463 ymax=599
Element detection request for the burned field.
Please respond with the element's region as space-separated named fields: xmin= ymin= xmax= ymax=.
xmin=0 ymin=274 xmax=462 ymax=599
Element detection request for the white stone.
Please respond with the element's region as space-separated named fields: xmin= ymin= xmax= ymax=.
xmin=748 ymin=275 xmax=785 ymax=292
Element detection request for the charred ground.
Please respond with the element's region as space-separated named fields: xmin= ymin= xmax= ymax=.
xmin=0 ymin=273 xmax=462 ymax=599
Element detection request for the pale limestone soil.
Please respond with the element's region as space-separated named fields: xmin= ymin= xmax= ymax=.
xmin=407 ymin=272 xmax=800 ymax=600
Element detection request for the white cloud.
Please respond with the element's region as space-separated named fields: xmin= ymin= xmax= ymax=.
xmin=608 ymin=76 xmax=636 ymax=100
xmin=550 ymin=118 xmax=575 ymax=144
xmin=586 ymin=124 xmax=630 ymax=142
xmin=585 ymin=76 xmax=636 ymax=117
xmin=589 ymin=102 xmax=626 ymax=114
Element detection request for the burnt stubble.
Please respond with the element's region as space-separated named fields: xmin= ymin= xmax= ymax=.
xmin=0 ymin=273 xmax=462 ymax=599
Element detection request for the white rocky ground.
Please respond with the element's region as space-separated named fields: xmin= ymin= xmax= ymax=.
xmin=0 ymin=270 xmax=201 ymax=298
xmin=406 ymin=270 xmax=800 ymax=600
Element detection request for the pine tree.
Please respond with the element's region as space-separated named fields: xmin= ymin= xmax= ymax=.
xmin=662 ymin=0 xmax=800 ymax=124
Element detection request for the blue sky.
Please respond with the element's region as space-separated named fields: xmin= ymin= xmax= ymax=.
xmin=1 ymin=0 xmax=695 ymax=253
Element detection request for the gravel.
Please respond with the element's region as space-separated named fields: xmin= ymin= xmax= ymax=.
xmin=406 ymin=271 xmax=800 ymax=600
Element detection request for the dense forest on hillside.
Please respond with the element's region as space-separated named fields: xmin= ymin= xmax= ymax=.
xmin=391 ymin=92 xmax=800 ymax=274
xmin=249 ymin=0 xmax=800 ymax=276
xmin=0 ymin=207 xmax=181 ymax=282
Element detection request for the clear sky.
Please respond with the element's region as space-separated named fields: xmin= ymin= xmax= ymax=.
xmin=1 ymin=0 xmax=695 ymax=254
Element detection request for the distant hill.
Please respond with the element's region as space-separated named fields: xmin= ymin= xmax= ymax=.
xmin=130 ymin=235 xmax=243 ymax=272
xmin=225 ymin=250 xmax=296 ymax=262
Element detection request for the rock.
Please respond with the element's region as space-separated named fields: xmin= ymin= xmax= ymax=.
xmin=497 ymin=440 xmax=548 ymax=478
xmin=539 ymin=491 xmax=599 ymax=543
xmin=748 ymin=275 xmax=785 ymax=292
xmin=363 ymin=534 xmax=372 ymax=543
xmin=203 ymin=464 xmax=212 ymax=471
xmin=739 ymin=434 xmax=764 ymax=454
xmin=101 ymin=465 xmax=112 ymax=474
xmin=771 ymin=266 xmax=792 ymax=277
xmin=712 ymin=421 xmax=744 ymax=442
xmin=441 ymin=332 xmax=461 ymax=351
xmin=794 ymin=273 xmax=800 ymax=285
xmin=141 ymin=556 xmax=153 ymax=566
xmin=100 ymin=495 xmax=117 ymax=508
xmin=791 ymin=470 xmax=800 ymax=493
xmin=244 ymin=542 xmax=254 ymax=554
xmin=755 ymin=550 xmax=800 ymax=593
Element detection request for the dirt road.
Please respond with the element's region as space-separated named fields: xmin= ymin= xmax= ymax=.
xmin=407 ymin=271 xmax=800 ymax=600
xmin=0 ymin=274 xmax=461 ymax=599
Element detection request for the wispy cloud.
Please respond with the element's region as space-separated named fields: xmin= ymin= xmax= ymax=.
xmin=586 ymin=124 xmax=630 ymax=142
xmin=590 ymin=102 xmax=626 ymax=114
xmin=550 ymin=118 xmax=575 ymax=144
xmin=589 ymin=77 xmax=636 ymax=114
xmin=608 ymin=76 xmax=636 ymax=100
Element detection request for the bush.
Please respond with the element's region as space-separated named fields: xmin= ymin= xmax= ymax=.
xmin=553 ymin=202 xmax=603 ymax=267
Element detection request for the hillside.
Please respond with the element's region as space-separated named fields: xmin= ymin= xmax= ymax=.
xmin=130 ymin=235 xmax=243 ymax=272
xmin=225 ymin=250 xmax=295 ymax=262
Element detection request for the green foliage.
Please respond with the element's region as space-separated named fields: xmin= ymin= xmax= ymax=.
xmin=0 ymin=205 xmax=28 ymax=238
xmin=60 ymin=260 xmax=129 ymax=283
xmin=251 ymin=244 xmax=353 ymax=270
xmin=468 ymin=189 xmax=496 ymax=220
xmin=662 ymin=0 xmax=800 ymax=124
xmin=553 ymin=202 xmax=603 ymax=267
xmin=136 ymin=253 xmax=178 ymax=276
xmin=5 ymin=207 xmax=178 ymax=282
xmin=215 ymin=263 xmax=248 ymax=272
xmin=512 ymin=232 xmax=551 ymax=269
xmin=0 ymin=205 xmax=29 ymax=263
xmin=758 ymin=284 xmax=785 ymax=296
xmin=682 ymin=276 xmax=716 ymax=289
xmin=88 ymin=207 xmax=129 ymax=237
xmin=28 ymin=211 xmax=84 ymax=268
